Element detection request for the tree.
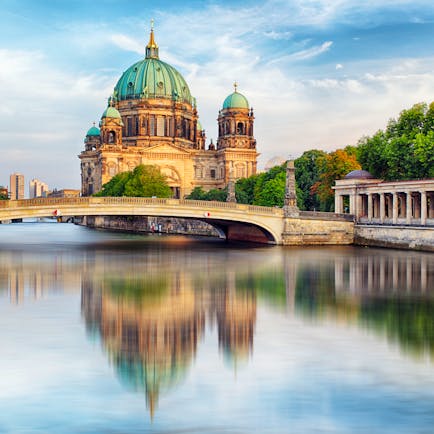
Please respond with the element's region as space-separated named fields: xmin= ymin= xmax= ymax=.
xmin=357 ymin=101 xmax=434 ymax=181
xmin=314 ymin=149 xmax=361 ymax=211
xmin=185 ymin=186 xmax=227 ymax=201
xmin=95 ymin=165 xmax=172 ymax=198
xmin=0 ymin=187 xmax=8 ymax=200
xmin=294 ymin=150 xmax=327 ymax=211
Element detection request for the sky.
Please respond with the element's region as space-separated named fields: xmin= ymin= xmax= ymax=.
xmin=1 ymin=0 xmax=434 ymax=191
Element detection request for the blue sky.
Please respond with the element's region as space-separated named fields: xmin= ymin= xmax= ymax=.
xmin=1 ymin=0 xmax=434 ymax=191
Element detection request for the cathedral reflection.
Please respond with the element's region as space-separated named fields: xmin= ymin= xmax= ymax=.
xmin=81 ymin=268 xmax=257 ymax=417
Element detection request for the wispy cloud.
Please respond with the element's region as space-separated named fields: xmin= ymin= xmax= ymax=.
xmin=270 ymin=41 xmax=333 ymax=64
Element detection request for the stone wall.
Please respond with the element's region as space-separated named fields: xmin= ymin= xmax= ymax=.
xmin=80 ymin=215 xmax=220 ymax=237
xmin=355 ymin=224 xmax=434 ymax=252
xmin=282 ymin=216 xmax=354 ymax=245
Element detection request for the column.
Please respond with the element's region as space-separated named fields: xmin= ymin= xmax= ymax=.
xmin=379 ymin=193 xmax=385 ymax=223
xmin=421 ymin=191 xmax=427 ymax=225
xmin=335 ymin=193 xmax=343 ymax=214
xmin=406 ymin=191 xmax=412 ymax=224
xmin=367 ymin=193 xmax=373 ymax=222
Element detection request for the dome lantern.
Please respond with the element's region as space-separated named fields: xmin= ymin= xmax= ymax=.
xmin=145 ymin=19 xmax=159 ymax=60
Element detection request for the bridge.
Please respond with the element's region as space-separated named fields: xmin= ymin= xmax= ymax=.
xmin=0 ymin=197 xmax=354 ymax=245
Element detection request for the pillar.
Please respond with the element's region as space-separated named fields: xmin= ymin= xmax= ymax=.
xmin=367 ymin=193 xmax=373 ymax=221
xmin=226 ymin=169 xmax=236 ymax=203
xmin=406 ymin=191 xmax=412 ymax=224
xmin=283 ymin=160 xmax=299 ymax=217
xmin=421 ymin=191 xmax=427 ymax=225
xmin=335 ymin=193 xmax=343 ymax=214
xmin=379 ymin=193 xmax=385 ymax=223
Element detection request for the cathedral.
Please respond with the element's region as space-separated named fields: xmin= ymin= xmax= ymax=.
xmin=79 ymin=26 xmax=258 ymax=198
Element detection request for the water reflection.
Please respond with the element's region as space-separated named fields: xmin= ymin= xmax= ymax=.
xmin=2 ymin=239 xmax=434 ymax=417
xmin=81 ymin=266 xmax=257 ymax=416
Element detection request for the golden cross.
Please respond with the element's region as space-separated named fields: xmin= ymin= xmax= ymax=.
xmin=233 ymin=81 xmax=238 ymax=92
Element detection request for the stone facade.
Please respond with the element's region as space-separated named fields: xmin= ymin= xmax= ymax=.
xmin=79 ymin=28 xmax=258 ymax=198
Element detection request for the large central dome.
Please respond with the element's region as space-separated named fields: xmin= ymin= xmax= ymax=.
xmin=113 ymin=29 xmax=194 ymax=106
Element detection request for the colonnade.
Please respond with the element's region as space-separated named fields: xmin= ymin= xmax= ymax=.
xmin=334 ymin=178 xmax=434 ymax=225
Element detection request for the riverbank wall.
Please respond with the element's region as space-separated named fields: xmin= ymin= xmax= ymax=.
xmin=354 ymin=224 xmax=434 ymax=252
xmin=282 ymin=212 xmax=354 ymax=245
xmin=79 ymin=215 xmax=221 ymax=237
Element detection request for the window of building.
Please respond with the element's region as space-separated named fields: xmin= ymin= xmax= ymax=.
xmin=135 ymin=117 xmax=140 ymax=136
xmin=149 ymin=116 xmax=155 ymax=136
xmin=157 ymin=116 xmax=165 ymax=136
xmin=210 ymin=169 xmax=216 ymax=179
xmin=127 ymin=118 xmax=133 ymax=136
xmin=237 ymin=122 xmax=244 ymax=134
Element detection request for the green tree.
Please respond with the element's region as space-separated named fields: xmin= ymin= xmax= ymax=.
xmin=357 ymin=101 xmax=434 ymax=181
xmin=95 ymin=165 xmax=172 ymax=197
xmin=294 ymin=150 xmax=327 ymax=211
xmin=254 ymin=172 xmax=286 ymax=207
xmin=185 ymin=186 xmax=227 ymax=201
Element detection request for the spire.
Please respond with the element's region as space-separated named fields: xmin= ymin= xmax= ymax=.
xmin=146 ymin=19 xmax=159 ymax=59
xmin=233 ymin=81 xmax=238 ymax=93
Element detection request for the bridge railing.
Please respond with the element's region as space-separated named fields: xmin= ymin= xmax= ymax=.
xmin=0 ymin=197 xmax=284 ymax=216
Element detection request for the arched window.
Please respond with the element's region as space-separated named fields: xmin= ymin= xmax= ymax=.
xmin=224 ymin=121 xmax=229 ymax=135
xmin=108 ymin=131 xmax=116 ymax=143
xmin=237 ymin=122 xmax=244 ymax=135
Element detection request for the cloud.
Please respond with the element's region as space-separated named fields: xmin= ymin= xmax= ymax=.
xmin=263 ymin=30 xmax=293 ymax=40
xmin=336 ymin=63 xmax=343 ymax=69
xmin=110 ymin=33 xmax=143 ymax=55
xmin=270 ymin=41 xmax=333 ymax=64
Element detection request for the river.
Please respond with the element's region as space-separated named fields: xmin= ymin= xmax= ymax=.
xmin=0 ymin=222 xmax=433 ymax=433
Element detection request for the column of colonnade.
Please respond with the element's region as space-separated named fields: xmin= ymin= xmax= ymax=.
xmin=335 ymin=185 xmax=434 ymax=226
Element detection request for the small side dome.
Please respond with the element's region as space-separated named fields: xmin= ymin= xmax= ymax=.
xmin=223 ymin=91 xmax=249 ymax=110
xmin=222 ymin=83 xmax=249 ymax=109
xmin=344 ymin=170 xmax=375 ymax=180
xmin=86 ymin=124 xmax=100 ymax=137
xmin=102 ymin=106 xmax=122 ymax=119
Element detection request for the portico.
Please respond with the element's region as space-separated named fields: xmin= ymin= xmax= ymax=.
xmin=333 ymin=170 xmax=434 ymax=226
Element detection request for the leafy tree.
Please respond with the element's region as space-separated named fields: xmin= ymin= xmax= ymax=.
xmin=185 ymin=186 xmax=227 ymax=201
xmin=254 ymin=172 xmax=286 ymax=207
xmin=357 ymin=101 xmax=434 ymax=180
xmin=294 ymin=150 xmax=327 ymax=211
xmin=314 ymin=149 xmax=361 ymax=211
xmin=95 ymin=165 xmax=172 ymax=197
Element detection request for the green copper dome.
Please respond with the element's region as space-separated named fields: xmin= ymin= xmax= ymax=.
xmin=113 ymin=30 xmax=194 ymax=106
xmin=102 ymin=106 xmax=121 ymax=119
xmin=222 ymin=90 xmax=249 ymax=110
xmin=114 ymin=58 xmax=194 ymax=105
xmin=86 ymin=124 xmax=100 ymax=136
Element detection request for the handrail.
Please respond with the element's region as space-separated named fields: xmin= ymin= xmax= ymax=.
xmin=2 ymin=197 xmax=284 ymax=216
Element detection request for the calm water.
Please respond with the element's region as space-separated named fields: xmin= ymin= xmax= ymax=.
xmin=0 ymin=223 xmax=434 ymax=434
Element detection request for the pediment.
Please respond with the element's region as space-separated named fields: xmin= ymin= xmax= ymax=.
xmin=141 ymin=143 xmax=194 ymax=155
